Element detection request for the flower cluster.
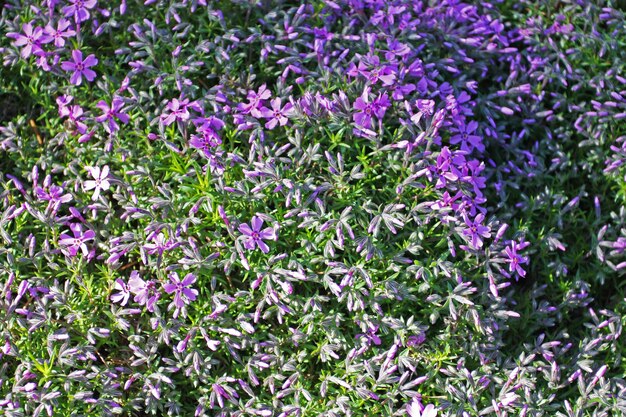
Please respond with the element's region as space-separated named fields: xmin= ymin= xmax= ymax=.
xmin=0 ymin=0 xmax=624 ymax=416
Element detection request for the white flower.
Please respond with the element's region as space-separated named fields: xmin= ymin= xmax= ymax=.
xmin=84 ymin=165 xmax=110 ymax=200
xmin=407 ymin=398 xmax=438 ymax=417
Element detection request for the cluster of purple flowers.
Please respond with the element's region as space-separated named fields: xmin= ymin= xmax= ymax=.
xmin=2 ymin=0 xmax=624 ymax=416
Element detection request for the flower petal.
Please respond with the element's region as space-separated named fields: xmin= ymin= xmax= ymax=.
xmin=257 ymin=240 xmax=270 ymax=254
xmin=71 ymin=49 xmax=83 ymax=63
xmin=238 ymin=223 xmax=253 ymax=236
xmin=251 ymin=216 xmax=264 ymax=232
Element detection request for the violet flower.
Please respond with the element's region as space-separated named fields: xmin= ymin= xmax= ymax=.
xmin=7 ymin=22 xmax=45 ymax=59
xmin=504 ymin=241 xmax=528 ymax=278
xmin=353 ymin=90 xmax=374 ymax=129
xmin=355 ymin=55 xmax=397 ymax=85
xmin=63 ymin=0 xmax=98 ymax=23
xmin=237 ymin=84 xmax=271 ymax=117
xmin=61 ymin=50 xmax=98 ymax=86
xmin=450 ymin=121 xmax=484 ymax=153
xmin=143 ymin=232 xmax=177 ymax=257
xmin=128 ymin=271 xmax=159 ymax=312
xmin=462 ymin=213 xmax=491 ymax=249
xmin=42 ymin=18 xmax=76 ymax=47
xmin=161 ymin=97 xmax=201 ymax=126
xmin=65 ymin=105 xmax=89 ymax=134
xmin=406 ymin=333 xmax=426 ymax=347
xmin=95 ymin=97 xmax=130 ymax=134
xmin=59 ymin=223 xmax=95 ymax=257
xmin=416 ymin=99 xmax=435 ymax=116
xmin=163 ymin=272 xmax=198 ymax=314
xmin=238 ymin=216 xmax=277 ymax=253
xmin=84 ymin=165 xmax=111 ymax=200
xmin=57 ymin=94 xmax=74 ymax=117
xmin=34 ymin=184 xmax=72 ymax=208
xmin=260 ymin=98 xmax=293 ymax=130
xmin=189 ymin=126 xmax=221 ymax=158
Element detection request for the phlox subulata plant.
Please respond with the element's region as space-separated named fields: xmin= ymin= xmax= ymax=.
xmin=0 ymin=0 xmax=625 ymax=416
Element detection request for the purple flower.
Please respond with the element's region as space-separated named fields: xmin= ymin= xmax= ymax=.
xmin=63 ymin=0 xmax=98 ymax=23
xmin=238 ymin=216 xmax=277 ymax=253
xmin=260 ymin=98 xmax=293 ymax=130
xmin=35 ymin=184 xmax=72 ymax=207
xmin=462 ymin=213 xmax=491 ymax=249
xmin=128 ymin=271 xmax=159 ymax=312
xmin=189 ymin=124 xmax=221 ymax=158
xmin=42 ymin=18 xmax=76 ymax=47
xmin=61 ymin=50 xmax=98 ymax=85
xmin=161 ymin=97 xmax=201 ymax=126
xmin=406 ymin=333 xmax=426 ymax=347
xmin=356 ymin=325 xmax=381 ymax=346
xmin=163 ymin=272 xmax=198 ymax=312
xmin=237 ymin=84 xmax=271 ymax=117
xmin=416 ymin=99 xmax=435 ymax=116
xmin=7 ymin=22 xmax=45 ymax=59
xmin=431 ymin=147 xmax=465 ymax=188
xmin=353 ymin=89 xmax=390 ymax=130
xmin=95 ymin=97 xmax=130 ymax=134
xmin=352 ymin=55 xmax=397 ymax=85
xmin=84 ymin=165 xmax=110 ymax=200
xmin=57 ymin=94 xmax=74 ymax=117
xmin=353 ymin=91 xmax=374 ymax=129
xmin=372 ymin=92 xmax=390 ymax=119
xmin=450 ymin=121 xmax=484 ymax=153
xmin=59 ymin=223 xmax=95 ymax=257
xmin=611 ymin=237 xmax=626 ymax=254
xmin=504 ymin=241 xmax=528 ymax=278
xmin=143 ymin=232 xmax=177 ymax=257
xmin=111 ymin=278 xmax=131 ymax=305
xmin=65 ymin=104 xmax=88 ymax=134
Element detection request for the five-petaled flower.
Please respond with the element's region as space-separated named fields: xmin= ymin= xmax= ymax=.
xmin=128 ymin=271 xmax=160 ymax=312
xmin=61 ymin=50 xmax=98 ymax=86
xmin=59 ymin=223 xmax=95 ymax=257
xmin=504 ymin=241 xmax=528 ymax=278
xmin=189 ymin=125 xmax=221 ymax=158
xmin=407 ymin=398 xmax=438 ymax=417
xmin=260 ymin=98 xmax=293 ymax=130
xmin=84 ymin=165 xmax=111 ymax=200
xmin=237 ymin=84 xmax=271 ymax=117
xmin=63 ymin=0 xmax=98 ymax=23
xmin=450 ymin=121 xmax=484 ymax=153
xmin=35 ymin=184 xmax=72 ymax=209
xmin=7 ymin=22 xmax=46 ymax=59
xmin=353 ymin=89 xmax=389 ymax=130
xmin=111 ymin=278 xmax=131 ymax=305
xmin=238 ymin=216 xmax=277 ymax=253
xmin=163 ymin=272 xmax=198 ymax=317
xmin=42 ymin=18 xmax=76 ymax=48
xmin=353 ymin=92 xmax=375 ymax=129
xmin=462 ymin=213 xmax=491 ymax=249
xmin=161 ymin=97 xmax=202 ymax=126
xmin=95 ymin=97 xmax=130 ymax=134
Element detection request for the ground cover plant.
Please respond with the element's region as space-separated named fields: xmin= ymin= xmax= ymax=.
xmin=1 ymin=0 xmax=625 ymax=416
